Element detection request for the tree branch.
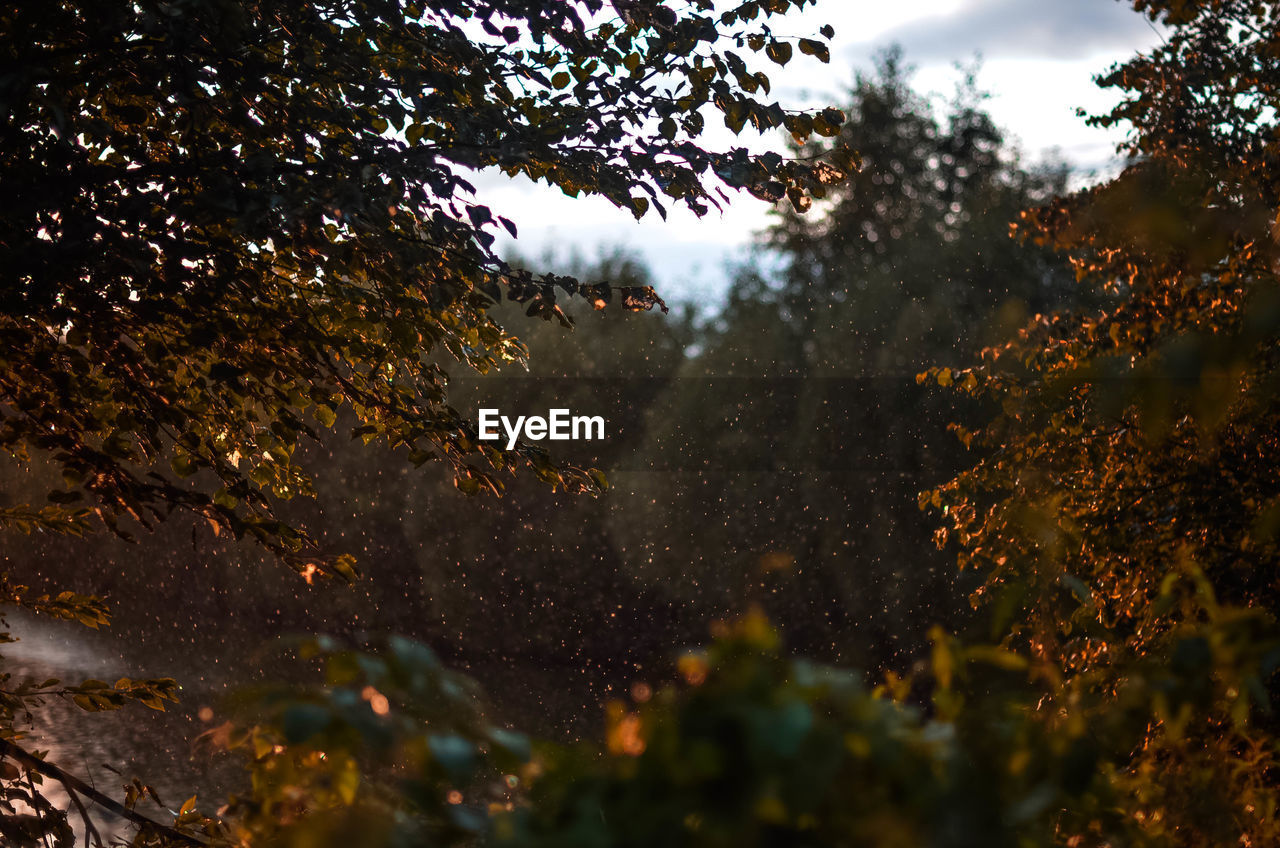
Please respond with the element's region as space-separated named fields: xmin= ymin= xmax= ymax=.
xmin=0 ymin=738 xmax=208 ymax=847
xmin=63 ymin=783 xmax=101 ymax=848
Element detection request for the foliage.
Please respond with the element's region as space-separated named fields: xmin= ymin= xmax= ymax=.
xmin=201 ymin=616 xmax=1104 ymax=848
xmin=207 ymin=633 xmax=529 ymax=847
xmin=0 ymin=588 xmax=199 ymax=848
xmin=0 ymin=0 xmax=853 ymax=842
xmin=500 ymin=614 xmax=1051 ymax=848
xmin=9 ymin=0 xmax=1280 ymax=845
xmin=1 ymin=0 xmax=846 ymax=577
xmin=761 ymin=48 xmax=1078 ymax=369
xmin=613 ymin=52 xmax=1080 ymax=669
xmin=0 ymin=55 xmax=1081 ymax=698
xmin=921 ymin=1 xmax=1280 ymax=843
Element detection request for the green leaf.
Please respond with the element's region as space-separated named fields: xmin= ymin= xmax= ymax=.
xmin=282 ymin=704 xmax=331 ymax=743
xmin=428 ymin=734 xmax=476 ymax=778
xmin=171 ymin=453 xmax=197 ymax=477
xmin=315 ymin=404 xmax=338 ymax=428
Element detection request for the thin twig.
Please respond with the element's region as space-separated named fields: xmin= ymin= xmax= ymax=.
xmin=26 ymin=768 xmax=54 ymax=848
xmin=0 ymin=738 xmax=207 ymax=847
xmin=63 ymin=784 xmax=101 ymax=848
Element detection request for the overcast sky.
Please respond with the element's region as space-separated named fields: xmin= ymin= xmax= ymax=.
xmin=485 ymin=0 xmax=1166 ymax=303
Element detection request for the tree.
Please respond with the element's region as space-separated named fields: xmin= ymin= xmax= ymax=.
xmin=188 ymin=617 xmax=1103 ymax=848
xmin=1 ymin=0 xmax=846 ymax=577
xmin=923 ymin=1 xmax=1280 ymax=843
xmin=0 ymin=0 xmax=848 ymax=842
xmin=614 ymin=53 xmax=1080 ymax=670
xmin=143 ymin=6 xmax=1280 ymax=845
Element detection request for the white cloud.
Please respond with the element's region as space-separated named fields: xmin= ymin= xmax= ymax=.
xmin=474 ymin=0 xmax=1167 ymax=302
xmin=868 ymin=0 xmax=1163 ymax=61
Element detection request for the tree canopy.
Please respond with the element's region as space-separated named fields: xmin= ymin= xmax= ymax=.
xmin=922 ymin=1 xmax=1280 ymax=842
xmin=0 ymin=0 xmax=851 ymax=843
xmin=612 ymin=52 xmax=1080 ymax=670
xmin=1 ymin=0 xmax=845 ymax=577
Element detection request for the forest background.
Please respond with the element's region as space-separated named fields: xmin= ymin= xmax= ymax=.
xmin=3 ymin=48 xmax=1068 ymax=737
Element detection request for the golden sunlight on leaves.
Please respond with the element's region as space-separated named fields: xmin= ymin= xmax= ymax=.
xmin=677 ymin=654 xmax=708 ymax=687
xmin=605 ymin=702 xmax=646 ymax=757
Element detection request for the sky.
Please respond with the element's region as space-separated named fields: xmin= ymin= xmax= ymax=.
xmin=485 ymin=0 xmax=1167 ymax=303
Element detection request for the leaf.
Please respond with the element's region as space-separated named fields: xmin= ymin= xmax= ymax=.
xmin=1061 ymin=574 xmax=1094 ymax=608
xmin=765 ymin=40 xmax=792 ymax=66
xmin=334 ymin=761 xmax=360 ymax=805
xmin=798 ymin=39 xmax=829 ymax=63
xmin=786 ymin=185 xmax=811 ymax=213
xmin=315 ymin=405 xmax=337 ymax=428
xmin=282 ymin=704 xmax=331 ymax=743
xmin=488 ymin=727 xmax=532 ymax=763
xmin=170 ymin=453 xmax=197 ymax=478
xmin=926 ymin=625 xmax=961 ymax=690
xmin=964 ymin=646 xmax=1028 ymax=672
xmin=428 ymin=734 xmax=476 ymax=778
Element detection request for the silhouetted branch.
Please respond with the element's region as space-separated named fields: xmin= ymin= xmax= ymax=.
xmin=0 ymin=738 xmax=207 ymax=847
